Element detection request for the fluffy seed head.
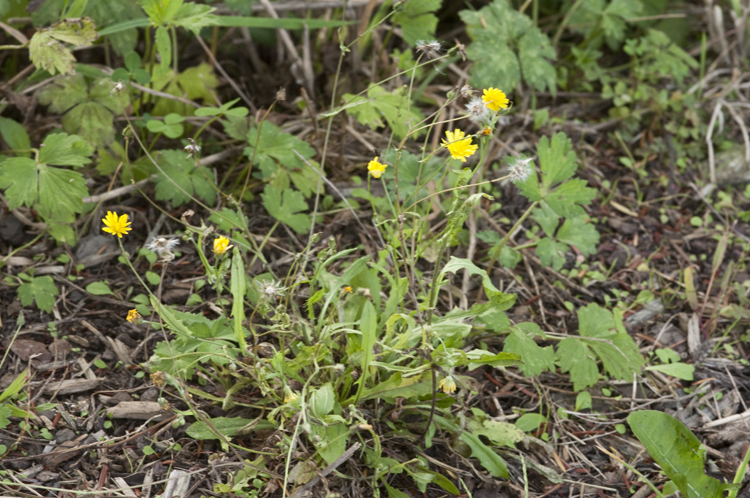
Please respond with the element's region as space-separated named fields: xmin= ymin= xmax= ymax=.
xmin=465 ymin=96 xmax=492 ymax=125
xmin=509 ymin=157 xmax=534 ymax=184
xmin=415 ymin=40 xmax=442 ymax=58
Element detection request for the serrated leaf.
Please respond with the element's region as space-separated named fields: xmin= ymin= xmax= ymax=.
xmin=0 ymin=158 xmax=38 ymax=209
xmin=139 ymin=0 xmax=184 ymax=25
xmin=38 ymin=75 xmax=128 ymax=148
xmin=0 ymin=405 xmax=11 ymax=430
xmin=150 ymin=63 xmax=218 ymax=116
xmin=38 ymin=132 xmax=94 ymax=167
xmin=578 ymin=303 xmax=615 ymax=338
xmin=37 ymin=164 xmax=88 ymax=222
xmin=468 ymin=418 xmax=525 ymax=447
xmin=460 ymin=0 xmax=556 ymax=93
xmin=543 ymin=179 xmax=596 ymax=218
xmin=533 ymin=203 xmax=560 ymax=237
xmin=171 ymin=2 xmax=218 ymax=34
xmin=535 ymin=237 xmax=568 ymax=271
xmin=243 ymin=121 xmax=318 ymax=196
xmin=538 ymin=133 xmax=577 ymax=189
xmin=154 ymin=149 xmax=217 ymax=207
xmin=556 ymin=337 xmax=600 ymax=391
xmin=393 ymin=0 xmax=442 ymax=46
xmin=556 ymin=217 xmax=599 ymax=255
xmin=341 ymin=84 xmax=424 ymax=139
xmin=503 ymin=322 xmax=554 ymax=377
xmin=17 ymin=276 xmax=59 ymax=313
xmin=261 ymin=185 xmax=310 ymax=234
xmin=569 ymin=0 xmax=642 ymax=49
xmin=628 ymin=411 xmax=735 ymax=498
xmin=29 ymin=17 xmax=98 ymax=75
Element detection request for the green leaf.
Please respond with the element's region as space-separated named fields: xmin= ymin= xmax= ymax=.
xmin=0 ymin=405 xmax=11 ymax=430
xmin=628 ymin=411 xmax=735 ymax=498
xmin=544 ymin=180 xmax=597 ymax=218
xmin=434 ymin=414 xmax=509 ymax=478
xmin=29 ymin=17 xmax=98 ymax=75
xmin=341 ymin=84 xmax=424 ymax=140
xmin=460 ymin=0 xmax=556 ymax=93
xmin=556 ymin=217 xmax=599 ymax=255
xmin=535 ymin=238 xmax=568 ymax=271
xmin=171 ymin=2 xmax=218 ymax=34
xmin=37 ymin=132 xmax=94 ymax=168
xmin=310 ymin=383 xmax=335 ymax=418
xmin=568 ymin=0 xmax=642 ymax=49
xmin=0 ymin=118 xmax=30 ymax=154
xmin=503 ymin=323 xmax=555 ymax=377
xmin=392 ymin=0 xmax=442 ymax=46
xmin=139 ymin=0 xmax=184 ymax=25
xmin=186 ymin=417 xmax=257 ymax=440
xmin=575 ymin=391 xmax=592 ymax=411
xmin=261 ymin=185 xmax=310 ymax=234
xmin=555 ymin=337 xmax=599 ymax=391
xmin=645 ymin=362 xmax=694 ymax=381
xmin=230 ymin=247 xmax=247 ymax=351
xmin=17 ymin=275 xmax=59 ymax=313
xmin=86 ymin=282 xmax=113 ymax=295
xmin=155 ymin=25 xmax=171 ymax=76
xmin=465 ymin=350 xmax=522 ymax=370
xmin=0 ymin=133 xmax=91 ymax=228
xmin=0 ymin=369 xmax=30 ymax=403
xmin=468 ymin=418 xmax=525 ymax=447
xmin=153 ymin=149 xmax=217 ymax=206
xmin=150 ymin=63 xmax=218 ymax=116
xmin=515 ymin=413 xmax=546 ymax=432
xmin=38 ymin=75 xmax=128 ymax=148
xmin=243 ymin=122 xmax=318 ymax=196
xmin=538 ymin=133 xmax=577 ymax=189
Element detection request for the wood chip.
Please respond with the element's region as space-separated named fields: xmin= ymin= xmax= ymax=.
xmin=162 ymin=469 xmax=191 ymax=498
xmin=106 ymin=401 xmax=169 ymax=420
xmin=44 ymin=434 xmax=87 ymax=467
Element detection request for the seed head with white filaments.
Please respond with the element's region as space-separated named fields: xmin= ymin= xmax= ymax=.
xmin=146 ymin=237 xmax=180 ymax=262
xmin=415 ymin=40 xmax=442 ymax=58
xmin=465 ymin=97 xmax=492 ymax=126
xmin=257 ymin=279 xmax=285 ymax=300
xmin=509 ymin=157 xmax=534 ymax=184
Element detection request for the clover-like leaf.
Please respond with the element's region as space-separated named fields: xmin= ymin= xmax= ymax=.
xmin=261 ymin=185 xmax=310 ymax=234
xmin=461 ymin=0 xmax=556 ymax=93
xmin=38 ymin=74 xmax=129 ymax=148
xmin=393 ymin=0 xmax=442 ymax=46
xmin=29 ymin=17 xmax=98 ymax=75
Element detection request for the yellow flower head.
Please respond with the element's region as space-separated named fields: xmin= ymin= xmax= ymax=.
xmin=482 ymin=87 xmax=509 ymax=112
xmin=213 ymin=236 xmax=233 ymax=255
xmin=441 ymin=129 xmax=478 ymax=163
xmin=344 ymin=286 xmax=353 ymax=293
xmin=481 ymin=126 xmax=493 ymax=136
xmin=151 ymin=371 xmax=164 ymax=387
xmin=126 ymin=309 xmax=142 ymax=324
xmin=367 ymin=157 xmax=387 ymax=179
xmin=439 ymin=376 xmax=457 ymax=395
xmin=102 ymin=211 xmax=132 ymax=238
xmin=284 ymin=387 xmax=298 ymax=404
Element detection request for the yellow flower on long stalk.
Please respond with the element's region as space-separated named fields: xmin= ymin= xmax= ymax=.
xmin=367 ymin=157 xmax=387 ymax=179
xmin=441 ymin=129 xmax=478 ymax=162
xmin=102 ymin=211 xmax=132 ymax=238
xmin=482 ymin=87 xmax=509 ymax=111
xmin=213 ymin=236 xmax=233 ymax=255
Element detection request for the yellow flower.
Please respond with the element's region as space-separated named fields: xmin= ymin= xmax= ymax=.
xmin=126 ymin=309 xmax=142 ymax=324
xmin=284 ymin=387 xmax=298 ymax=404
xmin=367 ymin=157 xmax=387 ymax=179
xmin=439 ymin=376 xmax=457 ymax=395
xmin=441 ymin=129 xmax=478 ymax=162
xmin=482 ymin=87 xmax=509 ymax=111
xmin=151 ymin=371 xmax=164 ymax=387
xmin=481 ymin=126 xmax=493 ymax=136
xmin=344 ymin=286 xmax=353 ymax=293
xmin=102 ymin=211 xmax=132 ymax=238
xmin=213 ymin=236 xmax=233 ymax=255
